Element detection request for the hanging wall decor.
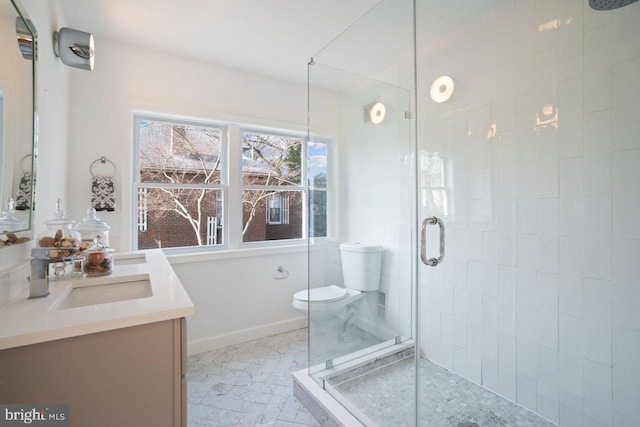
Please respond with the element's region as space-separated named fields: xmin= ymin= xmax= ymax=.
xmin=90 ymin=157 xmax=116 ymax=211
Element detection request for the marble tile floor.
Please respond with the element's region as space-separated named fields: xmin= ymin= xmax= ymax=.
xmin=334 ymin=356 xmax=557 ymax=427
xmin=186 ymin=328 xmax=318 ymax=427
xmin=187 ymin=327 xmax=555 ymax=426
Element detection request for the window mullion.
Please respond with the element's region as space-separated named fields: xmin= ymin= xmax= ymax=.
xmin=242 ymin=184 xmax=305 ymax=191
xmin=227 ymin=125 xmax=243 ymax=250
xmin=137 ymin=182 xmax=225 ymax=190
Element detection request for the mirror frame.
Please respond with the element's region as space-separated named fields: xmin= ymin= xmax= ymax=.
xmin=0 ymin=0 xmax=37 ymax=240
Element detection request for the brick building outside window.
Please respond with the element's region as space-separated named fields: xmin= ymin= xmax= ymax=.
xmin=133 ymin=116 xmax=326 ymax=251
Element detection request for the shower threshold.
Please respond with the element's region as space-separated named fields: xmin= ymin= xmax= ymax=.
xmin=294 ymin=338 xmax=415 ymax=427
xmin=294 ymin=341 xmax=558 ymax=426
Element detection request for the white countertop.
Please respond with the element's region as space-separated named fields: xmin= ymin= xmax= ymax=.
xmin=0 ymin=249 xmax=194 ymax=350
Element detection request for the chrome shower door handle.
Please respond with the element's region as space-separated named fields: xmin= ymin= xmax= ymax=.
xmin=420 ymin=216 xmax=445 ymax=267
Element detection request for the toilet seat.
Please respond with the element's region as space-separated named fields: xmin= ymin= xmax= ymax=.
xmin=293 ymin=285 xmax=347 ymax=303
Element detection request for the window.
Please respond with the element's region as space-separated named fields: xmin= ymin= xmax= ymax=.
xmin=134 ymin=117 xmax=225 ymax=250
xmin=133 ymin=115 xmax=328 ymax=251
xmin=266 ymin=193 xmax=290 ymax=225
xmin=241 ymin=130 xmax=303 ymax=243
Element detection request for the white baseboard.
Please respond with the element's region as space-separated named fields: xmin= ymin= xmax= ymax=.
xmin=187 ymin=316 xmax=307 ymax=355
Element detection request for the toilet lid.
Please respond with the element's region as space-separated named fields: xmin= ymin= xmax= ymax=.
xmin=294 ymin=285 xmax=348 ymax=303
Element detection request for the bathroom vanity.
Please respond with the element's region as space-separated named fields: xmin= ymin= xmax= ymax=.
xmin=0 ymin=249 xmax=194 ymax=427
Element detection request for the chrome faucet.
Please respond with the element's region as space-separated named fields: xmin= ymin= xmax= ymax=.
xmin=29 ymin=248 xmax=54 ymax=298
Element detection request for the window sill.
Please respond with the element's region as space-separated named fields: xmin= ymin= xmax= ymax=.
xmin=166 ymin=242 xmax=324 ymax=265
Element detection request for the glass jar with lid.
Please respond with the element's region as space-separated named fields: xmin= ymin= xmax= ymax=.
xmin=74 ymin=207 xmax=111 ymax=248
xmin=82 ymin=235 xmax=114 ymax=277
xmin=36 ymin=199 xmax=80 ymax=258
xmin=0 ymin=198 xmax=24 ymax=233
xmin=0 ymin=198 xmax=28 ymax=247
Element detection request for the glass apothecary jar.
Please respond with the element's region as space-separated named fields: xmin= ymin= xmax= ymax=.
xmin=37 ymin=199 xmax=80 ymax=258
xmin=0 ymin=198 xmax=24 ymax=233
xmin=0 ymin=198 xmax=28 ymax=247
xmin=83 ymin=235 xmax=114 ymax=277
xmin=74 ymin=207 xmax=110 ymax=248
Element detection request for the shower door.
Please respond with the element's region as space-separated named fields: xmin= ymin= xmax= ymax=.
xmin=307 ymin=60 xmax=416 ymax=426
xmin=416 ymin=1 xmax=640 ymax=426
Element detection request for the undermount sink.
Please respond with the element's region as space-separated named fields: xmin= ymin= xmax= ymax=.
xmin=53 ymin=274 xmax=153 ymax=310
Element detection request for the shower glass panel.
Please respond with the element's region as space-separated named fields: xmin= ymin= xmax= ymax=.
xmin=302 ymin=0 xmax=640 ymax=426
xmin=416 ymin=1 xmax=640 ymax=426
xmin=307 ymin=61 xmax=416 ymax=425
xmin=307 ymin=0 xmax=417 ymax=424
xmin=302 ymin=0 xmax=640 ymax=425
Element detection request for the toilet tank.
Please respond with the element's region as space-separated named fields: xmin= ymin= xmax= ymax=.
xmin=339 ymin=243 xmax=383 ymax=292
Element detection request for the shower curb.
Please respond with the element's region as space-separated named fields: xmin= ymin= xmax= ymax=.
xmin=293 ymin=341 xmax=415 ymax=426
xmin=293 ymin=369 xmax=364 ymax=427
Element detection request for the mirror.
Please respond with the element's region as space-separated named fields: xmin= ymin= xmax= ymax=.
xmin=0 ymin=0 xmax=36 ymax=243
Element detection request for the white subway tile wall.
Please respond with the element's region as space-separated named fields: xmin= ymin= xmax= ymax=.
xmin=417 ymin=0 xmax=640 ymax=425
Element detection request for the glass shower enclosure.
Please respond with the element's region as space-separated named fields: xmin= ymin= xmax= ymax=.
xmin=306 ymin=0 xmax=640 ymax=426
xmin=307 ymin=0 xmax=416 ymax=424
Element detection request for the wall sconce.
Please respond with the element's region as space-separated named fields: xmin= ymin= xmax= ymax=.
xmin=15 ymin=17 xmax=37 ymax=60
xmin=365 ymin=101 xmax=386 ymax=124
xmin=53 ymin=27 xmax=94 ymax=71
xmin=430 ymin=76 xmax=454 ymax=103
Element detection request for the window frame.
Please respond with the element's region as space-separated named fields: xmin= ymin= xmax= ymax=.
xmin=266 ymin=193 xmax=290 ymax=225
xmin=132 ymin=113 xmax=330 ymax=253
xmin=239 ymin=126 xmax=307 ymax=247
xmin=132 ymin=113 xmax=229 ymax=253
xmin=307 ymin=139 xmax=329 ymax=240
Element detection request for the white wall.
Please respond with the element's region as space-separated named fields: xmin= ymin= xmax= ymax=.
xmin=417 ymin=1 xmax=640 ymax=426
xmin=169 ymin=246 xmax=309 ymax=355
xmin=21 ymin=0 xmax=70 ymax=236
xmin=64 ymin=37 xmax=339 ymax=252
xmin=10 ymin=1 xmax=343 ymax=357
xmin=6 ymin=2 xmax=342 ymax=353
xmin=56 ymin=37 xmax=341 ymax=353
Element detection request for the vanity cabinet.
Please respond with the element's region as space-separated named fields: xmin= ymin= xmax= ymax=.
xmin=0 ymin=318 xmax=187 ymax=427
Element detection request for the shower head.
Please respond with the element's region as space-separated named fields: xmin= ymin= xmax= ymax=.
xmin=589 ymin=0 xmax=639 ymax=10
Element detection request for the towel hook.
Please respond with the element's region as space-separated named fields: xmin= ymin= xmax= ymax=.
xmin=273 ymin=266 xmax=289 ymax=280
xmin=89 ymin=156 xmax=116 ymax=178
xmin=20 ymin=154 xmax=32 ymax=175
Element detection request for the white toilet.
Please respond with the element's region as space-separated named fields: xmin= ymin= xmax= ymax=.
xmin=292 ymin=243 xmax=383 ymax=319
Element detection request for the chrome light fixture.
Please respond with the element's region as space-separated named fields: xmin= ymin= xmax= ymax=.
xmin=16 ymin=17 xmax=37 ymax=60
xmin=53 ymin=27 xmax=94 ymax=71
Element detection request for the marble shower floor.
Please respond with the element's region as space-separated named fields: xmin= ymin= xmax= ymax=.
xmin=186 ymin=328 xmax=318 ymax=427
xmin=334 ymin=356 xmax=557 ymax=427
